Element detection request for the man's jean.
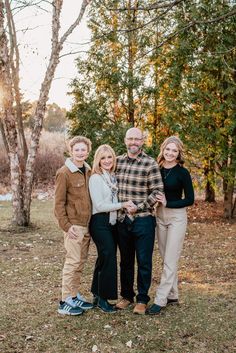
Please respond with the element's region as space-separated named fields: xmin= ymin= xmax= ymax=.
xmin=117 ymin=215 xmax=156 ymax=304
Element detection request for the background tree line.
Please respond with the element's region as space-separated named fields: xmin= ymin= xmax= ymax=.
xmin=68 ymin=0 xmax=236 ymax=218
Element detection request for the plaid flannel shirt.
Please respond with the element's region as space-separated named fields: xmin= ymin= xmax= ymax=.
xmin=116 ymin=151 xmax=164 ymax=221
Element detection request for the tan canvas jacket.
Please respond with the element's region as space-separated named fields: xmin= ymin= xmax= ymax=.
xmin=54 ymin=158 xmax=91 ymax=232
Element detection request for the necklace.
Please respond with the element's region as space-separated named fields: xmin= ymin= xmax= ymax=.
xmin=163 ymin=167 xmax=173 ymax=179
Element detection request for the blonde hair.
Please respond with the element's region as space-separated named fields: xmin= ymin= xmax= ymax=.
xmin=68 ymin=136 xmax=92 ymax=153
xmin=92 ymin=144 xmax=116 ymax=174
xmin=157 ymin=136 xmax=184 ymax=167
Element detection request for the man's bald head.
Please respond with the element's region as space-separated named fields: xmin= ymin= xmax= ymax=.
xmin=124 ymin=127 xmax=144 ymax=158
xmin=125 ymin=127 xmax=143 ymax=139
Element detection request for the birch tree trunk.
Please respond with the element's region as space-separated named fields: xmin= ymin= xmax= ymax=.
xmin=0 ymin=0 xmax=25 ymax=224
xmin=1 ymin=0 xmax=91 ymax=226
xmin=5 ymin=0 xmax=28 ymax=161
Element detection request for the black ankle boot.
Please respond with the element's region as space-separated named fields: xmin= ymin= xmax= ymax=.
xmin=97 ymin=297 xmax=117 ymax=313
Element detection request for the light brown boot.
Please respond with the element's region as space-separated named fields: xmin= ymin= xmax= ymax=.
xmin=115 ymin=298 xmax=132 ymax=310
xmin=133 ymin=303 xmax=147 ymax=315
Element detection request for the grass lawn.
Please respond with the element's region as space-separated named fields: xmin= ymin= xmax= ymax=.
xmin=0 ymin=200 xmax=235 ymax=353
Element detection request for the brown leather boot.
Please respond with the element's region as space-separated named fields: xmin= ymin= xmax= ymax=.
xmin=115 ymin=298 xmax=132 ymax=310
xmin=133 ymin=303 xmax=147 ymax=315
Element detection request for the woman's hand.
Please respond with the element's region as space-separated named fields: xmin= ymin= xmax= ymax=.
xmin=156 ymin=193 xmax=167 ymax=207
xmin=122 ymin=200 xmax=137 ymax=214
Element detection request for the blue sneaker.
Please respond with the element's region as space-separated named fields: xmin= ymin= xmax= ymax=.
xmin=73 ymin=293 xmax=93 ymax=310
xmin=145 ymin=304 xmax=164 ymax=315
xmin=97 ymin=297 xmax=117 ymax=313
xmin=58 ymin=301 xmax=84 ymax=316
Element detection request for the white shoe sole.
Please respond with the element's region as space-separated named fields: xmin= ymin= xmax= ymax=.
xmin=58 ymin=309 xmax=83 ymax=316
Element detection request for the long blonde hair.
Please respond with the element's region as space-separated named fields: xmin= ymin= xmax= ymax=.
xmin=92 ymin=144 xmax=116 ymax=174
xmin=157 ymin=136 xmax=184 ymax=167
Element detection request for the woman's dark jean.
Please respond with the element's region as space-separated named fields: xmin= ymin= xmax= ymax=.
xmin=89 ymin=213 xmax=118 ymax=300
xmin=117 ymin=215 xmax=156 ymax=304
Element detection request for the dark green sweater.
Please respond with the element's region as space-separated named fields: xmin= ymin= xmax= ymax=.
xmin=161 ymin=164 xmax=194 ymax=208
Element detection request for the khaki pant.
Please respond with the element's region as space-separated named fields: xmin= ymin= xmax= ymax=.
xmin=154 ymin=205 xmax=187 ymax=306
xmin=61 ymin=225 xmax=91 ymax=301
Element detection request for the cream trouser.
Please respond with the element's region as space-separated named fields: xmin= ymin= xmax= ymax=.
xmin=61 ymin=225 xmax=91 ymax=301
xmin=154 ymin=205 xmax=187 ymax=307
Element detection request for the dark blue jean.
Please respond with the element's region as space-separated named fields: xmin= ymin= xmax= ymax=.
xmin=117 ymin=215 xmax=156 ymax=304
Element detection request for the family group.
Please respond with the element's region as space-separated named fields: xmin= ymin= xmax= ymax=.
xmin=54 ymin=127 xmax=194 ymax=316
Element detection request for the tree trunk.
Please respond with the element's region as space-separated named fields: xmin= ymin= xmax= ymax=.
xmin=0 ymin=119 xmax=10 ymax=155
xmin=5 ymin=0 xmax=28 ymax=161
xmin=0 ymin=0 xmax=26 ymax=225
xmin=204 ymin=159 xmax=216 ymax=202
xmin=223 ymin=182 xmax=234 ymax=219
xmin=223 ymin=162 xmax=235 ymax=219
xmin=126 ymin=0 xmax=137 ymax=126
xmin=232 ymin=195 xmax=236 ymax=218
xmin=205 ymin=180 xmax=216 ymax=203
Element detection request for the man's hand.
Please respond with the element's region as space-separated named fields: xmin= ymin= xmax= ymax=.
xmin=122 ymin=200 xmax=138 ymax=214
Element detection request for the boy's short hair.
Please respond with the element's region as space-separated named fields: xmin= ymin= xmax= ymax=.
xmin=68 ymin=136 xmax=92 ymax=153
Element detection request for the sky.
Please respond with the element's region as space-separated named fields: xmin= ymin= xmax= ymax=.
xmin=15 ymin=1 xmax=91 ymax=109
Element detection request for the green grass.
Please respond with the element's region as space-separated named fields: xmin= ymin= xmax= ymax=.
xmin=0 ymin=200 xmax=235 ymax=353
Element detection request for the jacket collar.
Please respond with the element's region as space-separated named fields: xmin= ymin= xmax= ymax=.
xmin=65 ymin=158 xmax=91 ymax=173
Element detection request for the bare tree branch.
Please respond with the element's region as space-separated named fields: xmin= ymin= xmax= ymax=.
xmin=59 ymin=50 xmax=88 ymax=58
xmin=59 ymin=0 xmax=91 ymax=46
xmin=107 ymin=0 xmax=185 ymax=11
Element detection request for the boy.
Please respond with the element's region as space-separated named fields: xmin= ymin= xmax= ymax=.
xmin=54 ymin=136 xmax=93 ymax=315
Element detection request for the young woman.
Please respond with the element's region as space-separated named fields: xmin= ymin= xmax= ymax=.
xmin=146 ymin=136 xmax=194 ymax=315
xmin=89 ymin=144 xmax=133 ymax=313
xmin=54 ymin=136 xmax=93 ymax=316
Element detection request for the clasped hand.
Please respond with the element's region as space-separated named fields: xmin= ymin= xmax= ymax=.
xmin=155 ymin=193 xmax=167 ymax=207
xmin=122 ymin=200 xmax=137 ymax=214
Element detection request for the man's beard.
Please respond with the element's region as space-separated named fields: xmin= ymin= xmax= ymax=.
xmin=128 ymin=145 xmax=141 ymax=155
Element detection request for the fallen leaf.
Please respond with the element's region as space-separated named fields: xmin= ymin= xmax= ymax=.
xmin=126 ymin=340 xmax=132 ymax=348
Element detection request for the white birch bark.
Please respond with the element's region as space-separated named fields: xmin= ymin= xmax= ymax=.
xmin=0 ymin=0 xmax=26 ymax=224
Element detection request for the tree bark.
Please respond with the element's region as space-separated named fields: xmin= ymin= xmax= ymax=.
xmin=204 ymin=158 xmax=216 ymax=202
xmin=222 ymin=153 xmax=235 ymax=219
xmin=205 ymin=181 xmax=216 ymax=203
xmin=0 ymin=0 xmax=25 ymax=225
xmin=126 ymin=0 xmax=137 ymax=125
xmin=223 ymin=181 xmax=234 ymax=219
xmin=5 ymin=0 xmax=28 ymax=161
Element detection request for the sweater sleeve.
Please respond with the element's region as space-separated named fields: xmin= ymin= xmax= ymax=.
xmin=89 ymin=174 xmax=122 ymax=212
xmin=54 ymin=171 xmax=72 ymax=232
xmin=166 ymin=169 xmax=194 ymax=208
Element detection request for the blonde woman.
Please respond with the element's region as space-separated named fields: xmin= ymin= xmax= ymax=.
xmin=89 ymin=144 xmax=134 ymax=313
xmin=146 ymin=136 xmax=194 ymax=315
